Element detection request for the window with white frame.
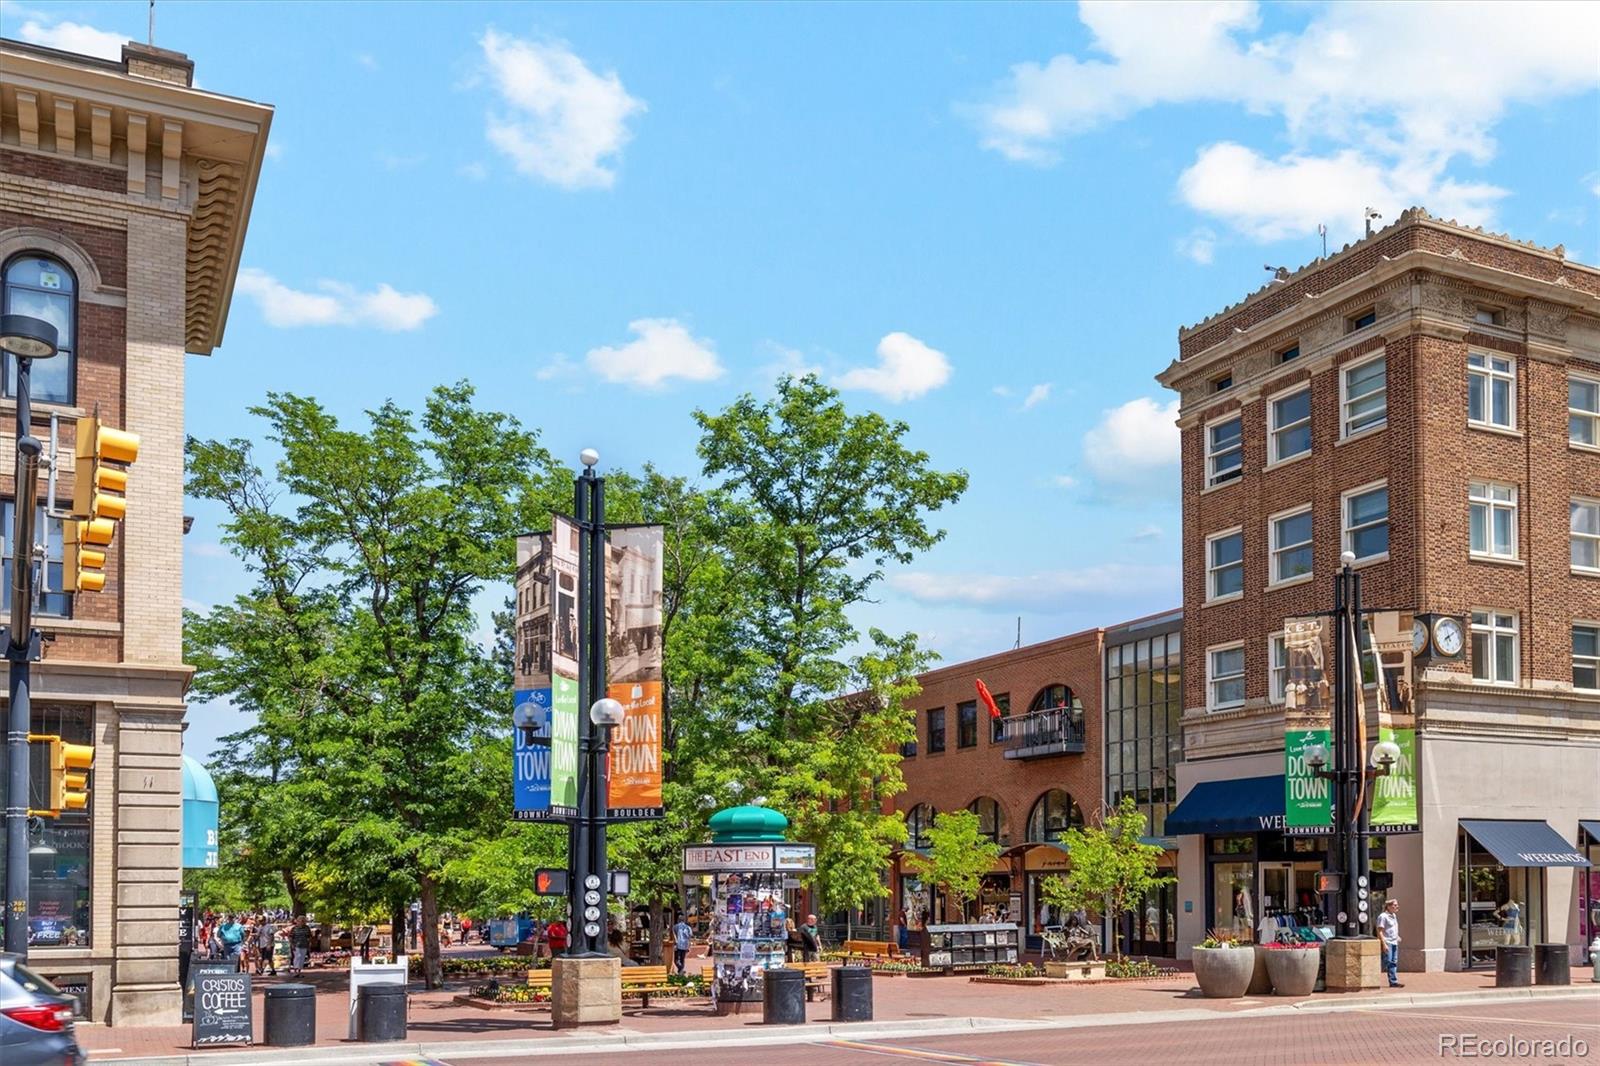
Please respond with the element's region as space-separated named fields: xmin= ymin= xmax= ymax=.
xmin=1206 ymin=416 xmax=1243 ymax=486
xmin=1342 ymin=356 xmax=1387 ymax=437
xmin=1207 ymin=529 xmax=1244 ymax=600
xmin=1269 ymin=506 xmax=1313 ymax=584
xmin=1269 ymin=633 xmax=1287 ymax=704
xmin=1573 ymin=375 xmax=1600 ymax=447
xmin=1269 ymin=387 xmax=1312 ymax=463
xmin=1468 ymin=481 xmax=1518 ymax=559
xmin=1574 ymin=498 xmax=1600 ymax=572
xmin=1467 ymin=353 xmax=1515 ymax=429
xmin=1343 ymin=483 xmax=1389 ymax=561
xmin=1208 ymin=644 xmax=1245 ymax=710
xmin=1574 ymin=625 xmax=1599 ymax=691
xmin=1470 ymin=610 xmax=1518 ymax=685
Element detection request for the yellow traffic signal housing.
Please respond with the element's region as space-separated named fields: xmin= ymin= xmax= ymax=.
xmin=27 ymin=734 xmax=94 ymax=817
xmin=63 ymin=519 xmax=114 ymax=593
xmin=71 ymin=416 xmax=139 ymax=523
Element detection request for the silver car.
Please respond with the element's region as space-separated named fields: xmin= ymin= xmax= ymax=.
xmin=0 ymin=954 xmax=84 ymax=1066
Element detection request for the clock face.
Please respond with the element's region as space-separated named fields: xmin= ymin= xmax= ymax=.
xmin=1412 ymin=620 xmax=1429 ymax=656
xmin=1433 ymin=617 xmax=1464 ymax=656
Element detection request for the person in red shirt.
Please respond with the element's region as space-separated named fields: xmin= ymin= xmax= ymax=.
xmin=545 ymin=918 xmax=569 ymax=957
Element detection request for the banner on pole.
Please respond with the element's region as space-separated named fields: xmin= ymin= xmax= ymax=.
xmin=1283 ymin=616 xmax=1333 ymax=835
xmin=606 ymin=525 xmax=665 ymax=820
xmin=548 ymin=516 xmax=582 ymax=817
xmin=512 ymin=533 xmax=560 ymax=821
xmin=1364 ymin=612 xmax=1418 ymax=833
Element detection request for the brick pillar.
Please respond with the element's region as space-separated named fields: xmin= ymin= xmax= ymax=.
xmin=109 ymin=710 xmax=184 ymax=1024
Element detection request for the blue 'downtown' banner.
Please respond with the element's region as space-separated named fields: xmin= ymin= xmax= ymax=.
xmin=513 ymin=687 xmax=556 ymax=820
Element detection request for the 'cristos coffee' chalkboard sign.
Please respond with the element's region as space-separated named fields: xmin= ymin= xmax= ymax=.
xmin=192 ymin=970 xmax=252 ymax=1046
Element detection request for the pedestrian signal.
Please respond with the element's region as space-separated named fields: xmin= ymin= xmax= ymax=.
xmin=534 ymin=868 xmax=569 ymax=896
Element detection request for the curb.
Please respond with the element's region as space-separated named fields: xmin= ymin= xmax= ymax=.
xmin=96 ymin=983 xmax=1600 ymax=1064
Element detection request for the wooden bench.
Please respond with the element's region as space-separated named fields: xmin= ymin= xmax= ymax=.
xmin=527 ymin=964 xmax=682 ymax=1007
xmin=841 ymin=939 xmax=897 ymax=963
xmin=790 ymin=961 xmax=831 ymax=1000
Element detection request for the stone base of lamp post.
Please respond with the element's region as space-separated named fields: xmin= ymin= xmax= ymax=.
xmin=551 ymin=956 xmax=622 ymax=1027
xmin=1323 ymin=937 xmax=1382 ymax=992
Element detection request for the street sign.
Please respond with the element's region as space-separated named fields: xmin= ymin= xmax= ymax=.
xmin=192 ymin=969 xmax=251 ymax=1047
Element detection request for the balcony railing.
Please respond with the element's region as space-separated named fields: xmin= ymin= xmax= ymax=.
xmin=1001 ymin=706 xmax=1086 ymax=760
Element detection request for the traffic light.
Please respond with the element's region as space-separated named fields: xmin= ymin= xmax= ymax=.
xmin=27 ymin=734 xmax=94 ymax=817
xmin=66 ymin=415 xmax=138 ymax=593
xmin=534 ymin=868 xmax=569 ymax=896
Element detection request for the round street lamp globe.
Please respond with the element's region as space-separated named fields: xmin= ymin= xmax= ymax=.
xmin=580 ymin=448 xmax=600 ymax=469
xmin=1304 ymin=743 xmax=1329 ymax=770
xmin=0 ymin=314 xmax=59 ymax=359
xmin=589 ymin=697 xmax=625 ymax=727
xmin=1371 ymin=739 xmax=1403 ymax=768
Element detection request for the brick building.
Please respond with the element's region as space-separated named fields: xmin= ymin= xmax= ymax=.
xmin=0 ymin=38 xmax=270 ymax=1021
xmin=1156 ymin=208 xmax=1599 ymax=970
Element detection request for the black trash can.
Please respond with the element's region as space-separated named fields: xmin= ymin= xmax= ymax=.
xmin=1535 ymin=944 xmax=1571 ymax=986
xmin=831 ymin=965 xmax=873 ymax=1022
xmin=263 ymin=983 xmax=316 ymax=1047
xmin=1494 ymin=945 xmax=1533 ymax=987
xmin=762 ymin=967 xmax=806 ymax=1025
xmin=356 ymin=982 xmax=407 ymax=1042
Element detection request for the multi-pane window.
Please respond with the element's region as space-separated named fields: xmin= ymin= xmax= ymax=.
xmin=1269 ymin=634 xmax=1288 ymax=704
xmin=1269 ymin=387 xmax=1312 ymax=463
xmin=1206 ymin=417 xmax=1243 ymax=486
xmin=956 ymin=700 xmax=977 ymax=749
xmin=2 ymin=255 xmax=76 ymax=405
xmin=1469 ymin=482 xmax=1518 ymax=558
xmin=0 ymin=501 xmax=70 ymax=617
xmin=990 ymin=692 xmax=1010 ymax=743
xmin=1208 ymin=644 xmax=1245 ymax=710
xmin=900 ymin=733 xmax=917 ymax=758
xmin=968 ymin=797 xmax=1003 ymax=843
xmin=1026 ymin=789 xmax=1082 ymax=843
xmin=926 ymin=708 xmax=946 ymax=753
xmin=1104 ymin=631 xmax=1180 ymax=837
xmin=1573 ymin=376 xmax=1600 ymax=447
xmin=1349 ymin=309 xmax=1377 ymax=331
xmin=1342 ymin=356 xmax=1387 ymax=436
xmin=1207 ymin=529 xmax=1244 ymax=600
xmin=26 ymin=704 xmax=93 ymax=945
xmin=1269 ymin=506 xmax=1313 ymax=584
xmin=1343 ymin=484 xmax=1389 ymax=561
xmin=1278 ymin=344 xmax=1301 ymax=363
xmin=1574 ymin=625 xmax=1599 ymax=691
xmin=1467 ymin=353 xmax=1515 ymax=428
xmin=1574 ymin=499 xmax=1600 ymax=572
xmin=1470 ymin=611 xmax=1519 ymax=685
xmin=906 ymin=804 xmax=935 ymax=850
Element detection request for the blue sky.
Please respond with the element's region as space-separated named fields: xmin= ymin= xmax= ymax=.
xmin=5 ymin=1 xmax=1597 ymax=759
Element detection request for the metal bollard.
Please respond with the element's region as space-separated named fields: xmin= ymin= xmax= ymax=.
xmin=356 ymin=982 xmax=407 ymax=1042
xmin=762 ymin=967 xmax=806 ymax=1025
xmin=1534 ymin=944 xmax=1570 ymax=986
xmin=262 ymin=983 xmax=316 ymax=1046
xmin=831 ymin=965 xmax=873 ymax=1022
xmin=1494 ymin=945 xmax=1533 ymax=988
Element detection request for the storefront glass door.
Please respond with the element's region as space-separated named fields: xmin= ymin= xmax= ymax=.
xmin=1460 ymin=833 xmax=1545 ymax=968
xmin=1213 ymin=861 xmax=1256 ymax=943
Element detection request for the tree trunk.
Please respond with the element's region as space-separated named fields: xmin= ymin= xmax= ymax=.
xmin=647 ymin=899 xmax=665 ymax=965
xmin=282 ymin=869 xmax=306 ymax=916
xmin=419 ymin=877 xmax=443 ymax=989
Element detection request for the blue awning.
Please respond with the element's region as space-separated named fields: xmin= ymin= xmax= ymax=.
xmin=181 ymin=755 xmax=219 ymax=870
xmin=1461 ymin=819 xmax=1590 ymax=868
xmin=1580 ymin=820 xmax=1600 ymax=843
xmin=1165 ymin=775 xmax=1288 ymax=836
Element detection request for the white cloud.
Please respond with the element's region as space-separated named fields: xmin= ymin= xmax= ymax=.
xmin=1082 ymin=396 xmax=1180 ymax=484
xmin=972 ymin=2 xmax=1600 ymax=241
xmin=236 ymin=268 xmax=438 ymax=331
xmin=534 ymin=353 xmax=579 ymax=381
xmin=263 ymin=142 xmax=285 ymax=161
xmin=479 ymin=29 xmax=645 ymax=189
xmin=991 ymin=385 xmax=1014 ymax=398
xmin=1129 ymin=524 xmax=1163 ymax=542
xmin=1050 ymin=474 xmax=1079 ymax=489
xmin=585 ymin=318 xmax=723 ymax=389
xmin=14 ymin=15 xmax=127 ymax=60
xmin=1177 ymin=227 xmax=1217 ymax=265
xmin=836 ymin=332 xmax=952 ymax=403
xmin=1022 ymin=383 xmax=1052 ymax=410
xmin=890 ymin=562 xmax=1178 ymax=611
xmin=756 ymin=342 xmax=821 ymax=386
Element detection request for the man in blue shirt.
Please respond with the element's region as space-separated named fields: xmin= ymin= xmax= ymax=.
xmin=217 ymin=915 xmax=245 ymax=963
xmin=672 ymin=916 xmax=693 ymax=974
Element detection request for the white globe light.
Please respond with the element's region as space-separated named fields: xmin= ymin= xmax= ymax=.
xmin=1340 ymin=550 xmax=1356 ymax=568
xmin=1371 ymin=739 xmax=1402 ymax=768
xmin=1304 ymin=743 xmax=1329 ymax=770
xmin=590 ymin=697 xmax=625 ymax=727
xmin=580 ymin=448 xmax=600 ymax=469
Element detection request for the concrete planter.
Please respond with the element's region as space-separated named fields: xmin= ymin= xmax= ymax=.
xmin=1263 ymin=946 xmax=1321 ymax=996
xmin=1191 ymin=946 xmax=1255 ymax=999
xmin=1247 ymin=945 xmax=1273 ymax=995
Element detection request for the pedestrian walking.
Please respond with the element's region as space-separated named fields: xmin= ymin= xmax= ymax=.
xmin=288 ymin=915 xmax=313 ymax=975
xmin=785 ymin=918 xmax=804 ymax=962
xmin=546 ymin=917 xmax=569 ymax=957
xmin=800 ymin=914 xmax=821 ymax=962
xmin=217 ymin=914 xmax=245 ymax=963
xmin=672 ymin=915 xmax=693 ymax=974
xmin=1377 ymin=899 xmax=1403 ymax=988
xmin=256 ymin=916 xmax=278 ymax=975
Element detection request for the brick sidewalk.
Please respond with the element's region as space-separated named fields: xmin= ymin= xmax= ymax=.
xmin=77 ymin=961 xmax=1596 ymax=1060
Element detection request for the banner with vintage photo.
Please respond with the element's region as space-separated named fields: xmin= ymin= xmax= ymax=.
xmin=548 ymin=515 xmax=582 ymax=817
xmin=512 ymin=533 xmax=559 ymax=821
xmin=1283 ymin=616 xmax=1333 ymax=834
xmin=605 ymin=525 xmax=665 ymax=820
xmin=1364 ymin=612 xmax=1418 ymax=833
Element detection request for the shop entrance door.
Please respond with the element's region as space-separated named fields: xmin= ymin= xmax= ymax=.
xmin=1259 ymin=864 xmax=1290 ymax=943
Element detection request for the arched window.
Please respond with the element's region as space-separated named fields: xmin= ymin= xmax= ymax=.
xmin=1029 ymin=683 xmax=1084 ymax=721
xmin=3 ymin=254 xmax=76 ymax=405
xmin=906 ymin=803 xmax=935 ymax=850
xmin=968 ymin=796 xmax=1003 ymax=843
xmin=1026 ymin=790 xmax=1083 ymax=843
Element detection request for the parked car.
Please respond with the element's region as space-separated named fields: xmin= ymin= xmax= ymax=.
xmin=0 ymin=953 xmax=84 ymax=1066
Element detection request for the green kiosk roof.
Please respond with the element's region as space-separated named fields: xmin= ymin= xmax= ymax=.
xmin=708 ymin=804 xmax=789 ymax=842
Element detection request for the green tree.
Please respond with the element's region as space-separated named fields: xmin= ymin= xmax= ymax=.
xmin=904 ymin=809 xmax=1002 ymax=918
xmin=1039 ymin=797 xmax=1174 ymax=958
xmin=185 ymin=382 xmax=556 ymax=988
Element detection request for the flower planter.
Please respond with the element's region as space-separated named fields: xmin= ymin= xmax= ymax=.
xmin=1191 ymin=946 xmax=1255 ymax=999
xmin=1263 ymin=946 xmax=1320 ymax=996
xmin=1248 ymin=945 xmax=1273 ymax=995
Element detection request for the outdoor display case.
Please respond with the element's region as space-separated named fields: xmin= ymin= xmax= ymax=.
xmin=919 ymin=922 xmax=1020 ymax=970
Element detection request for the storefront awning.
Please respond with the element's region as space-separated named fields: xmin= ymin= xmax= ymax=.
xmin=1580 ymin=820 xmax=1600 ymax=844
xmin=1165 ymin=775 xmax=1286 ymax=836
xmin=181 ymin=755 xmax=219 ymax=870
xmin=1461 ymin=819 xmax=1591 ymax=868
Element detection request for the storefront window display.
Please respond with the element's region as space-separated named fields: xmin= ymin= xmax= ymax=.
xmin=23 ymin=705 xmax=93 ymax=947
xmin=1204 ymin=832 xmax=1367 ymax=946
xmin=1582 ymin=825 xmax=1600 ymax=956
xmin=1459 ymin=835 xmax=1544 ymax=969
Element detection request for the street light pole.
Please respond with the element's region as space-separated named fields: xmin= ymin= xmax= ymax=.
xmin=1 ymin=313 xmax=58 ymax=958
xmin=568 ymin=450 xmax=613 ymax=958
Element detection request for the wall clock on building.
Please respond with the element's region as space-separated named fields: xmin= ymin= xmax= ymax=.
xmin=1431 ymin=616 xmax=1464 ymax=658
xmin=1412 ymin=618 xmax=1430 ymax=657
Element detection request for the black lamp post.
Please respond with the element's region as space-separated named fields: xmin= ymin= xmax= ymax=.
xmin=1 ymin=313 xmax=58 ymax=958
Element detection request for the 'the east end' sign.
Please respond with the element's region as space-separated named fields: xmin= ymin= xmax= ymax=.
xmin=683 ymin=843 xmax=816 ymax=873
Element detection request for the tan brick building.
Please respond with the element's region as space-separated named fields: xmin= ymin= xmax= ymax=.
xmin=1157 ymin=208 xmax=1600 ymax=970
xmin=0 ymin=38 xmax=270 ymax=1022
